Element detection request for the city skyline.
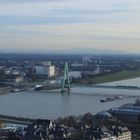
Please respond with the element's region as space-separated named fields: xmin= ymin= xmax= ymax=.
xmin=0 ymin=0 xmax=140 ymax=53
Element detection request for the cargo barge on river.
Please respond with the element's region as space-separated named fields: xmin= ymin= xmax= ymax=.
xmin=100 ymin=96 xmax=123 ymax=103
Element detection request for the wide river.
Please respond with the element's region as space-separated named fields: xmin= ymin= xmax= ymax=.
xmin=0 ymin=78 xmax=140 ymax=120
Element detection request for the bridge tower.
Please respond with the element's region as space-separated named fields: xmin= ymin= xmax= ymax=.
xmin=61 ymin=62 xmax=71 ymax=93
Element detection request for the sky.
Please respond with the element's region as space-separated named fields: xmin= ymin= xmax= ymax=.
xmin=0 ymin=0 xmax=140 ymax=53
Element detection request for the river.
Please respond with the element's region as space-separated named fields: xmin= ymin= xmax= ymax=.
xmin=0 ymin=78 xmax=140 ymax=120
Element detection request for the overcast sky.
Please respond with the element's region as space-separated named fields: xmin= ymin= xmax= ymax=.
xmin=0 ymin=0 xmax=140 ymax=53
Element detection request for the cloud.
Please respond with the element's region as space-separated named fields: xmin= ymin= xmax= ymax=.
xmin=0 ymin=0 xmax=135 ymax=26
xmin=0 ymin=7 xmax=133 ymax=25
xmin=0 ymin=15 xmax=95 ymax=25
xmin=0 ymin=0 xmax=140 ymax=53
xmin=0 ymin=0 xmax=65 ymax=3
xmin=0 ymin=0 xmax=134 ymax=16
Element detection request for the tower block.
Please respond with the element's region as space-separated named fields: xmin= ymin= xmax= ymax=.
xmin=61 ymin=62 xmax=71 ymax=93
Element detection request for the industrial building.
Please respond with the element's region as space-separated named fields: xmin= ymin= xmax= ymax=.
xmin=110 ymin=108 xmax=140 ymax=123
xmin=121 ymin=105 xmax=140 ymax=110
xmin=95 ymin=111 xmax=112 ymax=120
xmin=0 ymin=75 xmax=24 ymax=83
xmin=33 ymin=65 xmax=55 ymax=78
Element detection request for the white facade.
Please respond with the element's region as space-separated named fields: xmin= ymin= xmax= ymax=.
xmin=102 ymin=129 xmax=131 ymax=140
xmin=49 ymin=66 xmax=55 ymax=77
xmin=4 ymin=69 xmax=11 ymax=75
xmin=117 ymin=131 xmax=131 ymax=140
xmin=102 ymin=136 xmax=116 ymax=140
xmin=15 ymin=76 xmax=24 ymax=83
xmin=11 ymin=69 xmax=20 ymax=75
xmin=4 ymin=68 xmax=20 ymax=75
xmin=34 ymin=65 xmax=55 ymax=77
xmin=68 ymin=71 xmax=81 ymax=78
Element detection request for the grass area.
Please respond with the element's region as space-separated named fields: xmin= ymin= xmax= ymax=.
xmin=79 ymin=70 xmax=140 ymax=84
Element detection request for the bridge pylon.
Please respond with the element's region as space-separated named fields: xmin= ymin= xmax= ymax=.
xmin=61 ymin=62 xmax=71 ymax=93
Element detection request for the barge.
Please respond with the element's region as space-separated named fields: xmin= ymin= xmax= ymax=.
xmin=100 ymin=96 xmax=123 ymax=103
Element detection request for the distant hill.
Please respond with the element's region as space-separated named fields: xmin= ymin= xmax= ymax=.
xmin=46 ymin=48 xmax=127 ymax=55
xmin=0 ymin=48 xmax=127 ymax=55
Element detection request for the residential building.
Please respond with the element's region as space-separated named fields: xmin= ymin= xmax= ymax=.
xmin=116 ymin=127 xmax=131 ymax=140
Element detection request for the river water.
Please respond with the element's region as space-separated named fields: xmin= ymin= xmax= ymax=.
xmin=0 ymin=79 xmax=140 ymax=120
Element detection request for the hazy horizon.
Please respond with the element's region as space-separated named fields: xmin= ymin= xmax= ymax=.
xmin=0 ymin=47 xmax=128 ymax=55
xmin=0 ymin=0 xmax=140 ymax=53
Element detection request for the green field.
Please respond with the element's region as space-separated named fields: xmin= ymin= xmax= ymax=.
xmin=81 ymin=70 xmax=140 ymax=84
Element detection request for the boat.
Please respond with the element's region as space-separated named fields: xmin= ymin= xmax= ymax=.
xmin=117 ymin=85 xmax=138 ymax=89
xmin=11 ymin=88 xmax=25 ymax=92
xmin=34 ymin=85 xmax=43 ymax=90
xmin=114 ymin=96 xmax=123 ymax=99
xmin=100 ymin=96 xmax=123 ymax=103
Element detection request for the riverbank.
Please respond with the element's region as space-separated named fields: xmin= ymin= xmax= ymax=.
xmin=73 ymin=70 xmax=140 ymax=84
xmin=0 ymin=87 xmax=12 ymax=95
